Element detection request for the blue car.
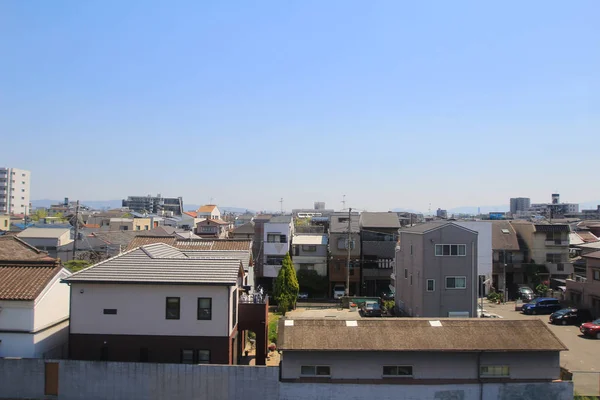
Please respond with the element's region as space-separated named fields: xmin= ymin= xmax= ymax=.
xmin=521 ymin=297 xmax=562 ymax=315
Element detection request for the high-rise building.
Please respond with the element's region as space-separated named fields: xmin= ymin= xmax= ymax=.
xmin=122 ymin=194 xmax=183 ymax=216
xmin=509 ymin=197 xmax=531 ymax=215
xmin=314 ymin=201 xmax=326 ymax=210
xmin=436 ymin=208 xmax=447 ymax=219
xmin=0 ymin=167 xmax=31 ymax=215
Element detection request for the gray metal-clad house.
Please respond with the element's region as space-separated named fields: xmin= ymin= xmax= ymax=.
xmin=394 ymin=222 xmax=478 ymax=317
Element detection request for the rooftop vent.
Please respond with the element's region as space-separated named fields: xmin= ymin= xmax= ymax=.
xmin=501 ymin=229 xmax=510 ymax=234
xmin=429 ymin=320 xmax=442 ymax=327
xmin=346 ymin=320 xmax=358 ymax=327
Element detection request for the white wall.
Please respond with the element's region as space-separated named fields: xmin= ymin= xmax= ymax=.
xmin=0 ymin=332 xmax=34 ymax=358
xmin=70 ymin=283 xmax=231 ymax=337
xmin=454 ymin=221 xmax=493 ymax=290
xmin=0 ymin=300 xmax=34 ymax=331
xmin=33 ymin=319 xmax=69 ymax=358
xmin=264 ymin=222 xmax=291 ymax=256
xmin=33 ymin=269 xmax=71 ymax=330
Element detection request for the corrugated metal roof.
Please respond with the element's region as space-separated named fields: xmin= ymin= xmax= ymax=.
xmin=64 ymin=243 xmax=243 ymax=285
xmin=292 ymin=235 xmax=328 ymax=245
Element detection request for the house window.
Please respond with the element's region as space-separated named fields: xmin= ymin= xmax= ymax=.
xmin=197 ymin=298 xmax=212 ymax=320
xmin=337 ymin=238 xmax=354 ymax=250
xmin=300 ymin=365 xmax=331 ymax=377
xmin=546 ymin=254 xmax=563 ymax=263
xmin=445 ymin=276 xmax=467 ymax=289
xmin=103 ymin=309 xmax=117 ymax=315
xmin=382 ymin=366 xmax=413 ymax=377
xmin=267 ymin=233 xmax=281 ymax=243
xmin=404 ymin=268 xmax=408 ymax=279
xmin=593 ymin=270 xmax=600 ymax=281
xmin=197 ymin=350 xmax=210 ymax=364
xmin=144 ymin=225 xmax=149 ymax=230
xmin=266 ymin=256 xmax=284 ymax=265
xmin=480 ymin=365 xmax=510 ymax=377
xmin=410 ymin=244 xmax=413 ymax=255
xmin=302 ymin=245 xmax=317 ymax=252
xmin=427 ymin=279 xmax=435 ymax=292
xmin=181 ymin=349 xmax=194 ymax=364
xmin=166 ymin=297 xmax=180 ymax=319
xmin=232 ymin=289 xmax=237 ymax=326
xmin=435 ymin=244 xmax=466 ymax=256
xmin=136 ymin=226 xmax=141 ymax=230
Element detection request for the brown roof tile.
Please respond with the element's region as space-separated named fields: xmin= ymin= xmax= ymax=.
xmin=0 ymin=236 xmax=55 ymax=262
xmin=491 ymin=221 xmax=520 ymax=251
xmin=279 ymin=319 xmax=567 ymax=352
xmin=183 ymin=211 xmax=198 ymax=218
xmin=577 ymin=231 xmax=599 ymax=243
xmin=0 ymin=263 xmax=62 ymax=300
xmin=197 ymin=205 xmax=217 ymax=213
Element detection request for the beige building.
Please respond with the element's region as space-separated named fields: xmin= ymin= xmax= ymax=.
xmin=0 ymin=215 xmax=10 ymax=231
xmin=566 ymin=250 xmax=600 ymax=318
xmin=17 ymin=228 xmax=73 ymax=258
xmin=108 ymin=217 xmax=152 ymax=231
xmin=195 ymin=219 xmax=230 ymax=239
xmin=197 ymin=205 xmax=221 ymax=220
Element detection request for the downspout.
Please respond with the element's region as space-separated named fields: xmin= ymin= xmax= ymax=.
xmin=478 ymin=351 xmax=484 ymax=400
xmin=472 ymin=241 xmax=476 ymax=317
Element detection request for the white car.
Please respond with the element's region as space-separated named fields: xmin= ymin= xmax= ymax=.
xmin=333 ymin=285 xmax=345 ymax=299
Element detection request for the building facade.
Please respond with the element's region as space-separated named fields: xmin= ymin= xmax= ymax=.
xmin=566 ymin=250 xmax=600 ymax=319
xmin=262 ymin=216 xmax=294 ymax=281
xmin=394 ymin=222 xmax=478 ymax=318
xmin=510 ymin=197 xmax=531 ymax=215
xmin=122 ymin=195 xmax=183 ymax=216
xmin=329 ymin=212 xmax=361 ymax=296
xmin=0 ymin=167 xmax=31 ymax=215
xmin=291 ymin=234 xmax=328 ymax=277
xmin=491 ymin=221 xmax=526 ymax=300
xmin=16 ymin=228 xmax=73 ymax=259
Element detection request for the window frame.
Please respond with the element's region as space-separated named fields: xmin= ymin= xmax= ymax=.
xmin=435 ymin=244 xmax=467 ymax=257
xmin=445 ymin=276 xmax=467 ymax=290
xmin=593 ymin=269 xmax=600 ymax=281
xmin=197 ymin=297 xmax=212 ymax=320
xmin=480 ymin=365 xmax=510 ymax=377
xmin=181 ymin=349 xmax=194 ymax=364
xmin=382 ymin=365 xmax=413 ymax=377
xmin=426 ymin=279 xmax=435 ymax=292
xmin=166 ymin=297 xmax=181 ymax=320
xmin=300 ymin=365 xmax=331 ymax=377
xmin=197 ymin=349 xmax=210 ymax=364
xmin=103 ymin=309 xmax=117 ymax=315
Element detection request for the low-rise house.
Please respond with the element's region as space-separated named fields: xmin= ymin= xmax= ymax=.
xmin=329 ymin=212 xmax=361 ymax=296
xmin=64 ymin=243 xmax=247 ymax=365
xmin=394 ymin=222 xmax=478 ymax=318
xmin=231 ymin=221 xmax=255 ymax=240
xmin=0 ymin=236 xmax=71 ymax=358
xmin=511 ymin=222 xmax=573 ymax=280
xmin=278 ymin=318 xmax=570 ymax=396
xmin=197 ymin=205 xmax=221 ymax=221
xmin=291 ymin=234 xmax=328 ymax=277
xmin=17 ymin=227 xmax=73 ymax=258
xmin=359 ymin=212 xmax=400 ymax=296
xmin=252 ymin=215 xmax=272 ymax=286
xmin=108 ymin=217 xmax=152 ymax=231
xmin=262 ymin=216 xmax=294 ymax=285
xmin=566 ymin=250 xmax=600 ymax=318
xmin=491 ymin=221 xmax=526 ymax=299
xmin=195 ymin=219 xmax=230 ymax=239
xmin=234 ymin=213 xmax=254 ymax=228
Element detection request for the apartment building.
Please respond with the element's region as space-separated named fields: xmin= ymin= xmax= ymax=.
xmin=329 ymin=212 xmax=361 ymax=296
xmin=359 ymin=212 xmax=400 ymax=296
xmin=64 ymin=243 xmax=246 ymax=364
xmin=122 ymin=195 xmax=183 ymax=216
xmin=511 ymin=222 xmax=573 ymax=281
xmin=394 ymin=222 xmax=478 ymax=318
xmin=510 ymin=197 xmax=531 ymax=215
xmin=0 ymin=167 xmax=31 ymax=215
xmin=262 ymin=216 xmax=294 ymax=283
xmin=566 ymin=250 xmax=600 ymax=318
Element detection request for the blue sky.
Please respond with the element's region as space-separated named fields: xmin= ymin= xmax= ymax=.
xmin=1 ymin=1 xmax=598 ymax=212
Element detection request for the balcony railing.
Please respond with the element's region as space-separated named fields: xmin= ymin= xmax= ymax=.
xmin=240 ymin=293 xmax=269 ymax=304
xmin=545 ymin=240 xmax=568 ymax=246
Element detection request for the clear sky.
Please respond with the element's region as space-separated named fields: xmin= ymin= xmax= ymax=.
xmin=1 ymin=1 xmax=598 ymax=212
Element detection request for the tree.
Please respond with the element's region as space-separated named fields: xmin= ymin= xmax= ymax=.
xmin=30 ymin=209 xmax=47 ymax=222
xmin=64 ymin=259 xmax=93 ymax=273
xmin=273 ymin=253 xmax=299 ymax=315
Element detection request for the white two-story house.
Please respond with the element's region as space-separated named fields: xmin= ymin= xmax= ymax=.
xmin=262 ymin=215 xmax=294 ymax=281
xmin=0 ymin=236 xmax=71 ymax=358
xmin=64 ymin=243 xmax=245 ymax=365
xmin=291 ymin=234 xmax=328 ymax=277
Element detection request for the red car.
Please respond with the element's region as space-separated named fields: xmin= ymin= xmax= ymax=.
xmin=579 ymin=318 xmax=600 ymax=339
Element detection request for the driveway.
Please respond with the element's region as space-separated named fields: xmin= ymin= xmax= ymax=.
xmin=484 ymin=300 xmax=600 ymax=396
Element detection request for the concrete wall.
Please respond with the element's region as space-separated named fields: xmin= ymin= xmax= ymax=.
xmin=70 ymin=283 xmax=230 ymax=337
xmin=454 ymin=221 xmax=493 ymax=286
xmin=0 ymin=358 xmax=573 ymax=400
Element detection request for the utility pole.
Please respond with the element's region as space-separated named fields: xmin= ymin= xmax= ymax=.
xmin=346 ymin=207 xmax=352 ymax=296
xmin=342 ymin=195 xmax=346 ymax=209
xmin=279 ymin=198 xmax=284 ymax=214
xmin=72 ymin=200 xmax=80 ymax=261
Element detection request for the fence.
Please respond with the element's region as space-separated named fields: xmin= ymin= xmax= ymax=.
xmin=572 ymin=371 xmax=600 ymax=397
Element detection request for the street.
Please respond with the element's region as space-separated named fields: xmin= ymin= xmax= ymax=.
xmin=484 ymin=300 xmax=600 ymax=396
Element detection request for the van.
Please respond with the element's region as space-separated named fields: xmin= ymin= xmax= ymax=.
xmin=333 ymin=284 xmax=346 ymax=299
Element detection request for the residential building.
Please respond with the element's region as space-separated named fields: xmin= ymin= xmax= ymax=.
xmin=529 ymin=194 xmax=579 ymax=218
xmin=262 ymin=215 xmax=294 ymax=284
xmin=329 ymin=212 xmax=361 ymax=296
xmin=252 ymin=214 xmax=272 ymax=285
xmin=436 ymin=208 xmax=447 ymax=219
xmin=566 ymin=250 xmax=600 ymax=318
xmin=394 ymin=222 xmax=478 ymax=318
xmin=359 ymin=212 xmax=400 ymax=296
xmin=195 ymin=219 xmax=230 ymax=239
xmin=108 ymin=217 xmax=152 ymax=231
xmin=454 ymin=221 xmax=493 ymax=297
xmin=64 ymin=243 xmax=249 ymax=365
xmin=510 ymin=221 xmax=573 ymax=280
xmin=581 ymin=205 xmax=600 ymax=220
xmin=491 ymin=221 xmax=526 ymax=299
xmin=291 ymin=206 xmax=335 ymax=219
xmin=17 ymin=227 xmax=73 ymax=259
xmin=197 ymin=205 xmax=221 ymax=221
xmin=510 ymin=197 xmax=531 ymax=215
xmin=291 ymin=234 xmax=328 ymax=277
xmin=234 ymin=213 xmax=254 ymax=228
xmin=576 ymin=220 xmax=600 ymax=238
xmin=278 ymin=318 xmax=569 ymax=395
xmin=122 ymin=194 xmax=183 ymax=216
xmin=0 ymin=214 xmax=10 ymax=231
xmin=395 ymin=212 xmax=423 ymax=227
xmin=0 ymin=236 xmax=71 ymax=358
xmin=0 ymin=167 xmax=31 ymax=215
xmin=231 ymin=221 xmax=255 ymax=240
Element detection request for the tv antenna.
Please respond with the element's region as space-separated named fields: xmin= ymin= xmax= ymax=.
xmin=342 ymin=194 xmax=346 ymax=209
xmin=279 ymin=197 xmax=284 ymax=214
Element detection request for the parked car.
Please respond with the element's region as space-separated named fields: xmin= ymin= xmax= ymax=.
xmin=333 ymin=284 xmax=345 ymax=299
xmin=521 ymin=297 xmax=562 ymax=315
xmin=579 ymin=319 xmax=600 ymax=339
xmin=297 ymin=292 xmax=309 ymax=300
xmin=361 ymin=301 xmax=382 ymax=317
xmin=517 ymin=286 xmax=535 ymax=302
xmin=549 ymin=308 xmax=593 ymax=326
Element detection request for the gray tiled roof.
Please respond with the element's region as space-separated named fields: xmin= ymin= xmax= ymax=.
xmin=269 ymin=215 xmax=292 ymax=224
xmin=183 ymin=250 xmax=252 ymax=271
xmin=359 ymin=212 xmax=401 ymax=229
xmin=330 ymin=212 xmax=360 ymax=233
xmin=64 ymin=243 xmax=243 ymax=285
